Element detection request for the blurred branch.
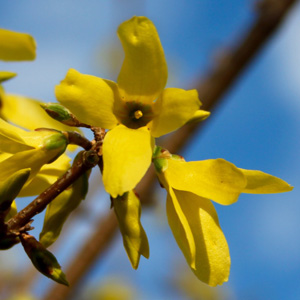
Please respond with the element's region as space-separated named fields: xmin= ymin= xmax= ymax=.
xmin=42 ymin=0 xmax=298 ymax=299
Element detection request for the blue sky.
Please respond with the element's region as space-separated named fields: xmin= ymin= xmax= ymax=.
xmin=1 ymin=1 xmax=300 ymax=299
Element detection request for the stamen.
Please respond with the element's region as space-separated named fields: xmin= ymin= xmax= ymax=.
xmin=134 ymin=110 xmax=143 ymax=120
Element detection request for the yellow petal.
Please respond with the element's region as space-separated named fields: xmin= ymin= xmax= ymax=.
xmin=0 ymin=147 xmax=65 ymax=186
xmin=55 ymin=69 xmax=118 ymax=129
xmin=1 ymin=94 xmax=81 ymax=133
xmin=0 ymin=28 xmax=36 ymax=61
xmin=150 ymin=88 xmax=201 ymax=137
xmin=5 ymin=200 xmax=17 ymax=221
xmin=167 ymin=188 xmax=230 ymax=286
xmin=166 ymin=159 xmax=247 ymax=205
xmin=117 ymin=16 xmax=167 ymax=104
xmin=185 ymin=109 xmax=211 ymax=124
xmin=113 ymin=191 xmax=149 ymax=269
xmin=0 ymin=71 xmax=16 ymax=82
xmin=103 ymin=125 xmax=154 ymax=198
xmin=18 ymin=154 xmax=71 ymax=197
xmin=240 ymin=169 xmax=293 ymax=194
xmin=0 ymin=117 xmax=28 ymax=144
xmin=40 ymin=170 xmax=90 ymax=247
xmin=0 ymin=134 xmax=33 ymax=154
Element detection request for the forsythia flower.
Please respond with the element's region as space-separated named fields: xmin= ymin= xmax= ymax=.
xmin=0 ymin=118 xmax=69 ymax=197
xmin=55 ymin=16 xmax=209 ymax=198
xmin=153 ymin=147 xmax=293 ymax=286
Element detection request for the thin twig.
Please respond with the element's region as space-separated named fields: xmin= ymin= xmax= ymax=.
xmin=65 ymin=131 xmax=93 ymax=150
xmin=42 ymin=1 xmax=298 ymax=299
xmin=7 ymin=149 xmax=99 ymax=233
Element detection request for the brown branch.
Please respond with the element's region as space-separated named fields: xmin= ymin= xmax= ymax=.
xmin=65 ymin=131 xmax=93 ymax=150
xmin=42 ymin=1 xmax=298 ymax=299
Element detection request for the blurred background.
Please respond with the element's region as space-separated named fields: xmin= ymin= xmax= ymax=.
xmin=1 ymin=0 xmax=300 ymax=299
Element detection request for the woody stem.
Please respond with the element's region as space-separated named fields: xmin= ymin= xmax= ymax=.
xmin=6 ymin=149 xmax=99 ymax=233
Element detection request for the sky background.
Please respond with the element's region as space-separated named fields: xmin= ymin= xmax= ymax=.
xmin=1 ymin=1 xmax=300 ymax=299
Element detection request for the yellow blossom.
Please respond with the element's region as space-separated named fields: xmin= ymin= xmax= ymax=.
xmin=153 ymin=147 xmax=292 ymax=286
xmin=0 ymin=118 xmax=69 ymax=197
xmin=55 ymin=16 xmax=209 ymax=198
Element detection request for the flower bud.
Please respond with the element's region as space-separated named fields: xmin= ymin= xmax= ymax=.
xmin=40 ymin=130 xmax=68 ymax=163
xmin=20 ymin=234 xmax=69 ymax=286
xmin=152 ymin=146 xmax=170 ymax=173
xmin=41 ymin=103 xmax=83 ymax=127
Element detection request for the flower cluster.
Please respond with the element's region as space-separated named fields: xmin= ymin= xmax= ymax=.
xmin=53 ymin=16 xmax=292 ymax=285
xmin=0 ymin=18 xmax=293 ymax=287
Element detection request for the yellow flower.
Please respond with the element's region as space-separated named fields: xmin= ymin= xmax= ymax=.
xmin=0 ymin=118 xmax=69 ymax=197
xmin=153 ymin=147 xmax=293 ymax=286
xmin=55 ymin=16 xmax=209 ymax=198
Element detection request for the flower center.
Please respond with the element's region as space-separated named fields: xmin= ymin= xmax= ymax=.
xmin=134 ymin=110 xmax=143 ymax=120
xmin=117 ymin=101 xmax=154 ymax=129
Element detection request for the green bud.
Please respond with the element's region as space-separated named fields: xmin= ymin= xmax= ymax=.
xmin=43 ymin=132 xmax=68 ymax=151
xmin=41 ymin=103 xmax=81 ymax=127
xmin=20 ymin=234 xmax=69 ymax=286
xmin=153 ymin=158 xmax=168 ymax=173
xmin=0 ymin=169 xmax=30 ymax=213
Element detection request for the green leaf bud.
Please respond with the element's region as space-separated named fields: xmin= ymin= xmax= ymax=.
xmin=20 ymin=234 xmax=69 ymax=286
xmin=41 ymin=103 xmax=83 ymax=127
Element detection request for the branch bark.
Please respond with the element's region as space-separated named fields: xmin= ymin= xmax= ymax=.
xmin=42 ymin=1 xmax=298 ymax=299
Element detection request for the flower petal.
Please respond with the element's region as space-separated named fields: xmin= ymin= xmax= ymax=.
xmin=18 ymin=154 xmax=71 ymax=197
xmin=113 ymin=191 xmax=149 ymax=269
xmin=0 ymin=28 xmax=36 ymax=61
xmin=0 ymin=134 xmax=33 ymax=154
xmin=55 ymin=69 xmax=118 ymax=129
xmin=166 ymin=158 xmax=247 ymax=205
xmin=1 ymin=94 xmax=81 ymax=133
xmin=166 ymin=188 xmax=230 ymax=286
xmin=240 ymin=169 xmax=293 ymax=194
xmin=0 ymin=148 xmax=61 ymax=184
xmin=150 ymin=88 xmax=201 ymax=137
xmin=40 ymin=169 xmax=90 ymax=248
xmin=103 ymin=125 xmax=154 ymax=197
xmin=117 ymin=16 xmax=167 ymax=104
xmin=0 ymin=71 xmax=16 ymax=82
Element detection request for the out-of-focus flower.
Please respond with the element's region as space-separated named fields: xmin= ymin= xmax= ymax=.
xmin=0 ymin=28 xmax=36 ymax=61
xmin=153 ymin=147 xmax=293 ymax=286
xmin=0 ymin=118 xmax=69 ymax=197
xmin=55 ymin=16 xmax=209 ymax=198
